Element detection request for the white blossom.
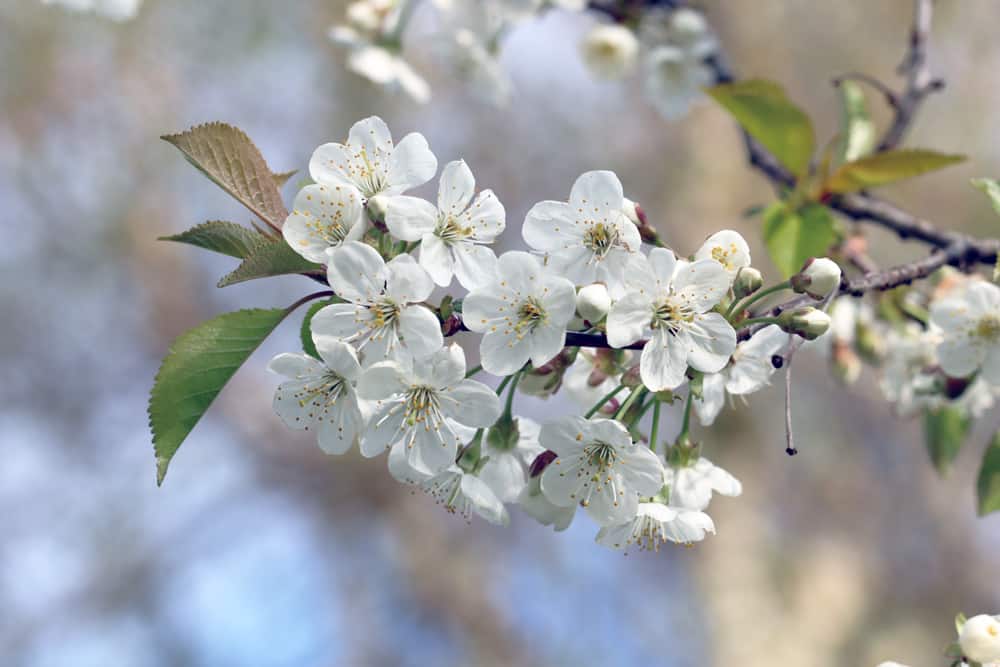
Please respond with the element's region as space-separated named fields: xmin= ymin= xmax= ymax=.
xmin=312 ymin=241 xmax=442 ymax=364
xmin=663 ymin=456 xmax=742 ymax=511
xmin=385 ymin=159 xmax=505 ymax=289
xmin=959 ymin=614 xmax=1000 ymax=664
xmin=607 ymin=248 xmax=736 ymax=391
xmin=794 ymin=257 xmax=842 ymax=299
xmin=539 ymin=417 xmax=665 ymax=525
xmin=930 ymin=280 xmax=1000 ymax=384
xmin=402 ymin=463 xmax=510 ymax=525
xmin=693 ymin=229 xmax=751 ymax=279
xmin=283 ymin=183 xmax=366 ymax=263
xmin=595 ymin=501 xmax=715 ymax=552
xmin=310 ymin=116 xmax=437 ymax=203
xmin=581 ymin=24 xmax=639 ymax=80
xmin=328 ymin=2 xmax=431 ymax=104
xmin=479 ymin=417 xmax=545 ymax=502
xmin=433 ymin=0 xmax=514 ymax=105
xmin=523 ymin=171 xmax=641 ymax=294
xmin=639 ymin=9 xmax=717 ymax=120
xmin=694 ymin=324 xmax=788 ymax=426
xmin=519 ymin=476 xmax=577 ymax=531
xmin=463 ymin=251 xmax=577 ymax=376
xmin=268 ymin=339 xmax=365 ymax=455
xmin=357 ymin=343 xmax=502 ymax=475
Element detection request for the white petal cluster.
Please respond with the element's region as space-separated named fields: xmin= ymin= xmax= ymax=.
xmin=931 ymin=280 xmax=1000 ymax=384
xmin=959 ymin=614 xmax=1000 ymax=664
xmin=329 ymin=0 xmax=431 ymax=104
xmin=268 ymin=117 xmax=790 ymax=541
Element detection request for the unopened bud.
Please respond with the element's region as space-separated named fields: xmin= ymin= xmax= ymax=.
xmin=365 ymin=194 xmax=389 ymax=224
xmin=528 ymin=450 xmax=558 ymax=478
xmin=621 ymin=363 xmax=642 ymax=388
xmin=580 ymin=24 xmax=639 ymax=80
xmin=486 ymin=414 xmax=520 ymax=452
xmin=958 ymin=614 xmax=1000 ymax=664
xmin=791 ymin=257 xmax=842 ymax=299
xmin=733 ymin=267 xmax=764 ymax=299
xmin=778 ymin=306 xmax=831 ymax=340
xmin=576 ymin=283 xmax=611 ymax=323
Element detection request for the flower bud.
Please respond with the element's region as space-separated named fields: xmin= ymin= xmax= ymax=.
xmin=486 ymin=414 xmax=520 ymax=452
xmin=791 ymin=257 xmax=842 ymax=299
xmin=580 ymin=24 xmax=639 ymax=80
xmin=576 ymin=283 xmax=611 ymax=323
xmin=958 ymin=614 xmax=1000 ymax=663
xmin=365 ymin=194 xmax=389 ymax=224
xmin=733 ymin=267 xmax=764 ymax=299
xmin=778 ymin=307 xmax=831 ymax=340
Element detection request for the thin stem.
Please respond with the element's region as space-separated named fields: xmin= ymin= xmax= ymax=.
xmin=736 ymin=316 xmax=781 ymax=329
xmin=649 ymin=400 xmax=662 ymax=452
xmin=726 ymin=281 xmax=791 ymax=320
xmin=676 ymin=391 xmax=694 ymax=445
xmin=504 ymin=370 xmax=523 ymax=415
xmin=285 ymin=290 xmax=334 ymax=314
xmin=631 ymin=393 xmax=658 ymax=424
xmin=614 ymin=386 xmax=645 ymax=421
xmin=584 ymin=382 xmax=628 ymax=419
xmin=465 ymin=364 xmax=483 ymax=379
xmin=494 ymin=372 xmax=515 ymax=397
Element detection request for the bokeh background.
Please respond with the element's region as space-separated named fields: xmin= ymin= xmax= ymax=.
xmin=2 ymin=1 xmax=999 ymax=665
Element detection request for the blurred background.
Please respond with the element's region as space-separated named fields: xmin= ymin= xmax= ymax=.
xmin=2 ymin=1 xmax=999 ymax=665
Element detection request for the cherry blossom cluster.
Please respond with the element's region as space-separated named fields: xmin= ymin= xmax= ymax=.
xmin=328 ymin=0 xmax=718 ymax=120
xmin=821 ymin=269 xmax=1000 ymax=422
xmin=269 ymin=115 xmax=848 ymax=552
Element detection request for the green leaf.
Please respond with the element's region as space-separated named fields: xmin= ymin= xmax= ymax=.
xmin=300 ymin=298 xmax=337 ymax=359
xmin=837 ymin=80 xmax=876 ymax=163
xmin=923 ymin=407 xmax=971 ymax=475
xmin=217 ymin=239 xmax=324 ymax=288
xmin=149 ymin=307 xmax=290 ymax=485
xmin=159 ymin=221 xmax=267 ymax=259
xmin=707 ymin=78 xmax=815 ymax=177
xmin=762 ymin=202 xmax=839 ymax=278
xmin=162 ymin=122 xmax=289 ymax=229
xmin=972 ymin=177 xmax=1000 ymax=217
xmin=977 ymin=431 xmax=1000 ymax=516
xmin=955 ymin=613 xmax=968 ymax=636
xmin=825 ymin=149 xmax=965 ymax=194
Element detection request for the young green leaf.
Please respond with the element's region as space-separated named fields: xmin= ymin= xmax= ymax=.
xmin=149 ymin=307 xmax=290 ymax=485
xmin=299 ymin=298 xmax=338 ymax=359
xmin=923 ymin=406 xmax=971 ymax=475
xmin=837 ymin=80 xmax=876 ymax=163
xmin=977 ymin=431 xmax=1000 ymax=516
xmin=160 ymin=220 xmax=267 ymax=259
xmin=707 ymin=78 xmax=815 ymax=177
xmin=971 ymin=177 xmax=1000 ymax=217
xmin=825 ymin=149 xmax=965 ymax=194
xmin=762 ymin=202 xmax=839 ymax=278
xmin=217 ymin=239 xmax=324 ymax=287
xmin=162 ymin=123 xmax=289 ymax=230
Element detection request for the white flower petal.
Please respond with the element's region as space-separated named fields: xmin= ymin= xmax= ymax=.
xmin=607 ymin=291 xmax=653 ymax=348
xmin=385 ymin=195 xmax=438 ymax=241
xmin=396 ymin=305 xmax=444 ymax=359
xmin=385 ymin=253 xmax=435 ymax=303
xmin=640 ymin=329 xmax=690 ymax=391
xmin=694 ymin=372 xmax=726 ymax=426
xmin=451 ymin=242 xmax=497 ymax=290
xmin=418 ymin=233 xmax=456 ymax=286
xmin=327 ymin=241 xmax=386 ymax=303
xmin=437 ymin=159 xmax=476 ymax=214
xmin=313 ymin=337 xmax=362 ymax=381
xmin=685 ymin=312 xmax=737 ymax=373
xmin=439 ymin=379 xmax=502 ymax=427
xmin=386 ymin=132 xmax=437 ymax=194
